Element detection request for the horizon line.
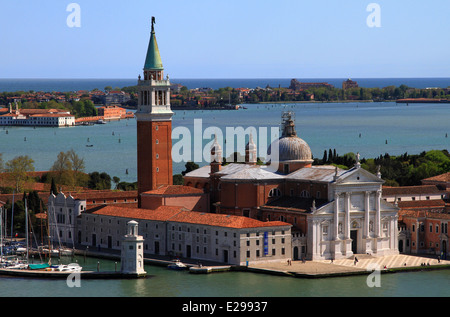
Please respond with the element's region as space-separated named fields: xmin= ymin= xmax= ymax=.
xmin=1 ymin=76 xmax=450 ymax=80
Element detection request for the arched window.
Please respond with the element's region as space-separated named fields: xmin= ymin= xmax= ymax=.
xmin=268 ymin=188 xmax=281 ymax=198
xmin=300 ymin=190 xmax=310 ymax=198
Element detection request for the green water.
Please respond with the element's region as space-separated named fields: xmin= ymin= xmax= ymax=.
xmin=0 ymin=257 xmax=448 ymax=297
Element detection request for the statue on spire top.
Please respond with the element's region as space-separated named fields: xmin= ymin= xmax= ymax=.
xmin=151 ymin=16 xmax=156 ymax=32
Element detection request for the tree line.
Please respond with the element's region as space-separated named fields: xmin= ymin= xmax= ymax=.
xmin=242 ymin=85 xmax=450 ymax=103
xmin=0 ymin=150 xmax=115 ymax=194
xmin=315 ymin=148 xmax=450 ymax=187
xmin=0 ymin=95 xmax=98 ymax=118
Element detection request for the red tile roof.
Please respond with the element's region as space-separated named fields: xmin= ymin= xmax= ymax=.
xmin=87 ymin=205 xmax=291 ymax=229
xmin=399 ymin=209 xmax=450 ymax=220
xmin=398 ymin=199 xmax=446 ymax=209
xmin=422 ymin=172 xmax=450 ymax=183
xmin=71 ymin=190 xmax=138 ymax=200
xmin=141 ymin=185 xmax=204 ymax=196
xmin=382 ymin=185 xmax=442 ymax=196
xmin=87 ymin=204 xmax=185 ymax=221
xmin=169 ymin=211 xmax=291 ymax=229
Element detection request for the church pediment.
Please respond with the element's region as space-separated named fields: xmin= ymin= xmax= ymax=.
xmin=310 ymin=192 xmax=399 ymax=216
xmin=335 ymin=167 xmax=384 ymax=185
xmin=311 ymin=201 xmax=334 ymax=215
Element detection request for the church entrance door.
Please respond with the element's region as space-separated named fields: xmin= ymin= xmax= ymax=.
xmin=350 ymin=230 xmax=357 ymax=254
xmin=399 ymin=240 xmax=404 ymax=253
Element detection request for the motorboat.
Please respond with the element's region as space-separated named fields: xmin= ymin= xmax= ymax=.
xmin=4 ymin=263 xmax=28 ymax=269
xmin=15 ymin=246 xmax=27 ymax=254
xmin=52 ymin=263 xmax=82 ymax=272
xmin=168 ymin=259 xmax=187 ymax=270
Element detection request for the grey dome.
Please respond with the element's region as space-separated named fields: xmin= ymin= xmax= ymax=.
xmin=268 ymin=111 xmax=313 ymax=163
xmin=268 ymin=136 xmax=313 ymax=162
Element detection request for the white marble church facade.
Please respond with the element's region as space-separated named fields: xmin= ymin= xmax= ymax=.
xmin=307 ymin=165 xmax=399 ymax=260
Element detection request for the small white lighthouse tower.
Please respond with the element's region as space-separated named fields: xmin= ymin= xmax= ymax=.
xmin=121 ymin=220 xmax=146 ymax=277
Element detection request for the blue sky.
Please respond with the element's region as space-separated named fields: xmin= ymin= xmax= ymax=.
xmin=0 ymin=0 xmax=449 ymax=78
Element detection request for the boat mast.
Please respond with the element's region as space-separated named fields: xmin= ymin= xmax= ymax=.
xmin=10 ymin=191 xmax=14 ymax=243
xmin=25 ymin=198 xmax=29 ymax=263
xmin=1 ymin=205 xmax=3 ymax=262
xmin=48 ymin=200 xmax=53 ymax=265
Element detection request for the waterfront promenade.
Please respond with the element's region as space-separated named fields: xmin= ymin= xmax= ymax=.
xmin=80 ymin=248 xmax=450 ymax=278
xmin=248 ymin=254 xmax=450 ymax=277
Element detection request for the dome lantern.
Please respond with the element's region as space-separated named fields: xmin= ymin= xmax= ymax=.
xmin=268 ymin=112 xmax=313 ymax=174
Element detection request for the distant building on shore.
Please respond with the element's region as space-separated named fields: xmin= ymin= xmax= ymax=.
xmin=100 ymin=91 xmax=131 ymax=105
xmin=289 ymin=79 xmax=333 ymax=91
xmin=342 ymin=78 xmax=359 ymax=90
xmin=0 ymin=103 xmax=75 ymax=127
xmin=97 ymin=105 xmax=128 ymax=120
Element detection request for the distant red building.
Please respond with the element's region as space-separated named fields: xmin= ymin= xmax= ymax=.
xmin=97 ymin=105 xmax=127 ymax=119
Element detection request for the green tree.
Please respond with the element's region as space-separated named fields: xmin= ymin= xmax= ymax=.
xmin=50 ymin=149 xmax=87 ymax=189
xmin=88 ymin=172 xmax=111 ymax=190
xmin=181 ymin=161 xmax=200 ymax=176
xmin=50 ymin=151 xmax=72 ymax=185
xmin=50 ymin=177 xmax=58 ymax=195
xmin=5 ymin=155 xmax=35 ymax=192
xmin=113 ymin=176 xmax=120 ymax=189
xmin=173 ymin=174 xmax=183 ymax=185
xmin=117 ymin=181 xmax=137 ymax=191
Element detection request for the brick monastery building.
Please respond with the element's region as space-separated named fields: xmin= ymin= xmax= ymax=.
xmin=43 ymin=18 xmax=449 ymax=264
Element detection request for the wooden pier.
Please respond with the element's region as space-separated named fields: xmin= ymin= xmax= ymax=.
xmin=189 ymin=265 xmax=232 ymax=274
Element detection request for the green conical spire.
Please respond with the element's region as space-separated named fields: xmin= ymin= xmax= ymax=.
xmin=144 ymin=17 xmax=163 ymax=70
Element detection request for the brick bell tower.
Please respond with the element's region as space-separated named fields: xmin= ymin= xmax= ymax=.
xmin=135 ymin=17 xmax=173 ymax=206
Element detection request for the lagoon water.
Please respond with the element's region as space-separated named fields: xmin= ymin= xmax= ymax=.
xmin=0 ymin=256 xmax=449 ymax=297
xmin=1 ymin=99 xmax=450 ymax=297
xmin=1 ymin=101 xmax=449 ymax=184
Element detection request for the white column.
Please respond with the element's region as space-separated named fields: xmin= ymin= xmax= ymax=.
xmin=364 ymin=191 xmax=370 ymax=238
xmin=166 ymin=90 xmax=170 ymax=106
xmin=311 ymin=221 xmax=316 ymax=259
xmin=375 ymin=190 xmax=381 ymax=237
xmin=393 ymin=215 xmax=399 ymax=252
xmin=345 ymin=192 xmax=350 ymax=239
xmin=315 ymin=220 xmax=321 ymax=258
xmin=334 ymin=193 xmax=340 ymax=240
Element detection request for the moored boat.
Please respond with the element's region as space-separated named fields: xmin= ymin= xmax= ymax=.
xmin=51 ymin=263 xmax=82 ymax=272
xmin=168 ymin=259 xmax=187 ymax=270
